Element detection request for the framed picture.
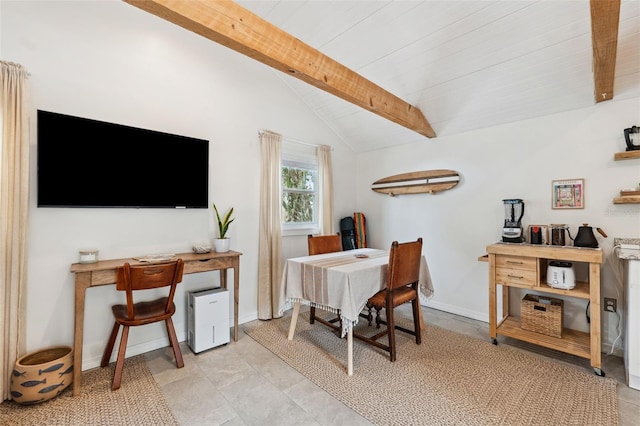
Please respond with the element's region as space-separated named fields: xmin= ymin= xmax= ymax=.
xmin=552 ymin=179 xmax=584 ymax=209
xmin=527 ymin=225 xmax=548 ymax=244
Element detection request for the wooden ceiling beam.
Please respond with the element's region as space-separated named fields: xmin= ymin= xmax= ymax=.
xmin=124 ymin=0 xmax=436 ymax=138
xmin=590 ymin=0 xmax=621 ymax=103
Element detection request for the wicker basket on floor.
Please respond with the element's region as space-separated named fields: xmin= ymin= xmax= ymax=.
xmin=10 ymin=346 xmax=73 ymax=405
xmin=521 ymin=294 xmax=563 ymax=338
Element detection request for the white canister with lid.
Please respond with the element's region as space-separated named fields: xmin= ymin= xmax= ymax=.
xmin=78 ymin=249 xmax=99 ymax=264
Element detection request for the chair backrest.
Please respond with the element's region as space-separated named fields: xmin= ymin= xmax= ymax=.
xmin=386 ymin=238 xmax=423 ymax=291
xmin=116 ymin=259 xmax=184 ymax=318
xmin=307 ymin=233 xmax=342 ymax=255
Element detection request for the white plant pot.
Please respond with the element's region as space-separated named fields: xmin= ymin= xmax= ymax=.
xmin=213 ymin=238 xmax=231 ymax=253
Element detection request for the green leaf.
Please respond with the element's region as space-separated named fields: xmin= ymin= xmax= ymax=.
xmin=213 ymin=204 xmax=235 ymax=238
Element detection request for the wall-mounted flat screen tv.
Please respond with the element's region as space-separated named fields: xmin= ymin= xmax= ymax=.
xmin=37 ymin=110 xmax=209 ymax=208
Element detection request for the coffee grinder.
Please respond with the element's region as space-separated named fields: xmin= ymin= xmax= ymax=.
xmin=502 ymin=199 xmax=525 ymax=243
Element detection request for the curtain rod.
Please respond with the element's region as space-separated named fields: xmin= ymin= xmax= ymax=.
xmin=285 ymin=136 xmax=321 ymax=148
xmin=259 ymin=129 xmax=333 ymax=150
xmin=285 ymin=137 xmax=334 ymax=151
xmin=0 ymin=60 xmax=31 ymax=77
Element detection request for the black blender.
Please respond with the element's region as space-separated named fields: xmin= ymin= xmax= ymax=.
xmin=502 ymin=199 xmax=525 ymax=243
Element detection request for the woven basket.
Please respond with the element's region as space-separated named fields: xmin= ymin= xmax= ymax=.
xmin=10 ymin=346 xmax=73 ymax=405
xmin=521 ymin=294 xmax=563 ymax=338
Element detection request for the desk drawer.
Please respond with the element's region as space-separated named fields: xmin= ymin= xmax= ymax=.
xmin=495 ymin=255 xmax=536 ymax=271
xmin=184 ymin=258 xmax=235 ymax=273
xmin=496 ymin=267 xmax=537 ymax=287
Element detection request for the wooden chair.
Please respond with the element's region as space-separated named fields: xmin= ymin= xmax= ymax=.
xmin=307 ymin=233 xmax=342 ymax=256
xmin=361 ymin=238 xmax=423 ymax=362
xmin=307 ymin=233 xmax=342 ymax=327
xmin=101 ymin=259 xmax=185 ymax=390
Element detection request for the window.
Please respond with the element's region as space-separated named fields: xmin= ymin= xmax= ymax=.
xmin=282 ymin=163 xmax=316 ymax=223
xmin=281 ymin=140 xmax=319 ymax=235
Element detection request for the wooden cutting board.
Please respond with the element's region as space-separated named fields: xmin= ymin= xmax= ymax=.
xmin=371 ymin=169 xmax=460 ymax=196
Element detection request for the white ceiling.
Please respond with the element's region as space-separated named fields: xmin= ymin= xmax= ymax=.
xmin=236 ymin=0 xmax=640 ymax=152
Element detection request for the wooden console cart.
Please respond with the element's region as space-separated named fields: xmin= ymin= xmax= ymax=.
xmin=485 ymin=243 xmax=604 ymax=376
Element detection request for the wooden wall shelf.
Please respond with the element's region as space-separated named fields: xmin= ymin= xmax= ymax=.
xmin=612 ymin=151 xmax=639 ymax=203
xmin=614 ymin=196 xmax=640 ymax=204
xmin=614 ymin=150 xmax=640 ymax=161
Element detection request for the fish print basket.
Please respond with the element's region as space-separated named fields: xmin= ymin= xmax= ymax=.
xmin=10 ymin=346 xmax=74 ymax=404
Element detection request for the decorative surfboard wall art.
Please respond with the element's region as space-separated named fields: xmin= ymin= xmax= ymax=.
xmin=371 ymin=169 xmax=460 ymax=197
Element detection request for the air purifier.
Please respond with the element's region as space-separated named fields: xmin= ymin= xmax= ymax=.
xmin=187 ymin=287 xmax=230 ymax=353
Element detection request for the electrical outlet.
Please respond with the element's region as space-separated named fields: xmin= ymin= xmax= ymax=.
xmin=604 ymin=297 xmax=617 ymax=313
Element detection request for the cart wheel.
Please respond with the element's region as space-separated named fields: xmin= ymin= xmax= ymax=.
xmin=593 ymin=368 xmax=605 ymax=377
xmin=492 ymin=338 xmax=498 ymax=345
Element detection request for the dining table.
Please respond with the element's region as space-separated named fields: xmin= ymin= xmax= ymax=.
xmin=279 ymin=247 xmax=434 ymax=376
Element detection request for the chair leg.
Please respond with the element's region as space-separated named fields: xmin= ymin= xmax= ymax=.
xmin=412 ymin=298 xmax=422 ymax=345
xmin=112 ymin=325 xmax=129 ymax=391
xmin=387 ymin=307 xmax=397 ymax=362
xmin=165 ymin=317 xmax=184 ymax=369
xmin=101 ymin=322 xmax=120 ymax=368
xmin=309 ymin=306 xmax=316 ymax=324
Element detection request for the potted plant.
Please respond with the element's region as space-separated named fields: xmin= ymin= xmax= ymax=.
xmin=213 ymin=204 xmax=234 ymax=253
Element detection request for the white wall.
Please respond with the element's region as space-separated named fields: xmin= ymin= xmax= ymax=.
xmin=3 ymin=1 xmax=639 ymax=369
xmin=2 ymin=1 xmax=358 ymax=368
xmin=357 ymin=97 xmax=640 ymax=353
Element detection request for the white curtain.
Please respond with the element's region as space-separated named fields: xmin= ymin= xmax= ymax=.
xmin=0 ymin=61 xmax=30 ymax=401
xmin=317 ymin=145 xmax=334 ymax=234
xmin=257 ymin=130 xmax=283 ymax=319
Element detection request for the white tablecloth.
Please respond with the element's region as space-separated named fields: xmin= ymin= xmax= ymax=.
xmin=279 ymin=248 xmax=434 ymax=336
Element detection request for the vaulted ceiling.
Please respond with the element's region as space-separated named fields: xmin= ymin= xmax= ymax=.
xmin=128 ymin=1 xmax=640 ymax=152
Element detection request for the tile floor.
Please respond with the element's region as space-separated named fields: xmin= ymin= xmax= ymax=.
xmin=146 ymin=306 xmax=640 ymax=425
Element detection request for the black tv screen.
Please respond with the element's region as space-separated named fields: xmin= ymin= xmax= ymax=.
xmin=37 ymin=110 xmax=209 ymax=208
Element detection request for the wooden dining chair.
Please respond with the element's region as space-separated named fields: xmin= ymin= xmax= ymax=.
xmin=101 ymin=259 xmax=184 ymax=390
xmin=307 ymin=233 xmax=342 ymax=256
xmin=307 ymin=233 xmax=343 ymax=327
xmin=362 ymin=238 xmax=423 ymax=362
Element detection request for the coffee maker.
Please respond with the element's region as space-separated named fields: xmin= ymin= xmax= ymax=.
xmin=502 ymin=199 xmax=525 ymax=243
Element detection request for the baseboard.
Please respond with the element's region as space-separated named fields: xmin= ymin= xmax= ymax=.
xmin=83 ymin=312 xmax=259 ymax=371
xmin=84 ymin=336 xmax=175 ymax=371
xmin=423 ymin=300 xmax=488 ymax=323
xmin=601 ymin=342 xmax=624 ymax=358
xmin=422 ymin=301 xmax=626 ymax=358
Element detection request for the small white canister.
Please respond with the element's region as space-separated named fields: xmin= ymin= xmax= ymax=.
xmin=78 ymin=249 xmax=99 ymax=264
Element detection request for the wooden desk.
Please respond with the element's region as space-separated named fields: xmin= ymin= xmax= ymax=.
xmin=70 ymin=250 xmax=241 ymax=396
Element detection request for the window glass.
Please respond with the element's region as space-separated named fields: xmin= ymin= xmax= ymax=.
xmin=281 ymin=140 xmax=319 ymax=234
xmin=282 ymin=164 xmax=316 ymax=223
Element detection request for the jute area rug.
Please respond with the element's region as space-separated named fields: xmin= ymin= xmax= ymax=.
xmin=245 ymin=312 xmax=618 ymax=426
xmin=0 ymin=355 xmax=178 ymax=425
